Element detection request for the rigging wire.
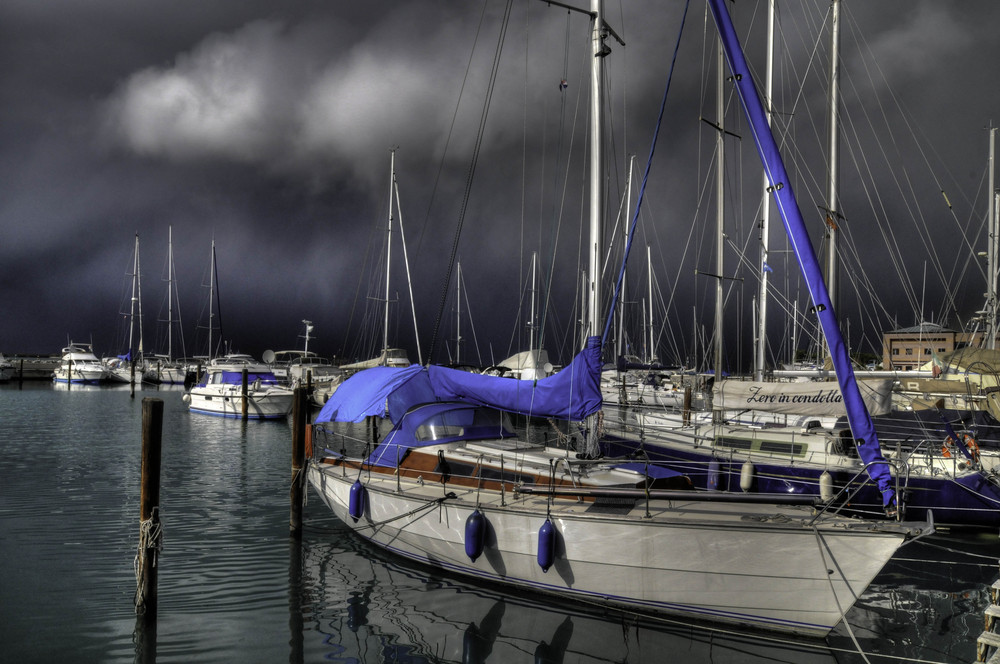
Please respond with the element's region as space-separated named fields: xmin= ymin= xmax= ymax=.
xmin=428 ymin=0 xmax=516 ymax=362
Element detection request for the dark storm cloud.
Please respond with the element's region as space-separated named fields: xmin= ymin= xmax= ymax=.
xmin=2 ymin=0 xmax=1000 ymax=371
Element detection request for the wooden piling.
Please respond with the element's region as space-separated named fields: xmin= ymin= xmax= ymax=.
xmin=290 ymin=387 xmax=307 ymax=538
xmin=136 ymin=398 xmax=163 ymax=618
xmin=241 ymin=368 xmax=249 ymax=420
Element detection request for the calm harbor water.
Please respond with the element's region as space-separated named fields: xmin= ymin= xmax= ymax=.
xmin=1 ymin=382 xmax=997 ymax=663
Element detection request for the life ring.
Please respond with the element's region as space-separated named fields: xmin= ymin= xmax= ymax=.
xmin=963 ymin=433 xmax=981 ymax=462
xmin=942 ymin=433 xmax=980 ymax=462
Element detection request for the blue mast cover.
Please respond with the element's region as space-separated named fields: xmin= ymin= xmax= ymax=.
xmin=707 ymin=0 xmax=895 ymax=508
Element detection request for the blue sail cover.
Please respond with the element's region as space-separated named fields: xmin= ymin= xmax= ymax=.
xmin=315 ymin=336 xmax=604 ymax=425
xmin=314 ymin=365 xmax=435 ymax=425
xmin=428 ymin=335 xmax=603 ymax=422
xmin=707 ymin=0 xmax=895 ymax=508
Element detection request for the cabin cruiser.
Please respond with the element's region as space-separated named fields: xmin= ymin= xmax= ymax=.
xmin=183 ymin=354 xmax=293 ymax=419
xmin=52 ymin=343 xmax=107 ymax=384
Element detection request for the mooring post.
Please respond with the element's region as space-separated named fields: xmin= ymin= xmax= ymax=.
xmin=67 ymin=357 xmax=72 ymax=391
xmin=290 ymin=387 xmax=307 ymax=538
xmin=136 ymin=397 xmax=163 ymax=619
xmin=241 ymin=368 xmax=249 ymax=420
xmin=18 ymin=359 xmax=23 ymax=388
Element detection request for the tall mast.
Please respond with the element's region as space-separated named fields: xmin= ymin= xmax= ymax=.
xmin=713 ymin=30 xmax=725 ymax=383
xmin=987 ymin=126 xmax=998 ymax=349
xmin=755 ymin=0 xmax=775 ymax=381
xmin=823 ymin=0 xmax=841 ymax=361
xmin=208 ymin=238 xmax=215 ymax=360
xmin=167 ymin=226 xmax=174 ymax=362
xmin=384 ymin=150 xmax=395 ymax=357
xmin=128 ymin=233 xmax=139 ymax=363
xmin=586 ymin=0 xmax=605 ymax=343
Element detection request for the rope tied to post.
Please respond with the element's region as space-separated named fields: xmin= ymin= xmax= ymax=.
xmin=133 ymin=506 xmax=163 ymax=615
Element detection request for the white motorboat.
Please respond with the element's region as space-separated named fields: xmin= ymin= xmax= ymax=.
xmin=183 ymin=354 xmax=293 ymax=419
xmin=52 ymin=343 xmax=107 ymax=384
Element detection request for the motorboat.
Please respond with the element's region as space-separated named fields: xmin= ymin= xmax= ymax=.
xmin=52 ymin=343 xmax=107 ymax=384
xmin=183 ymin=354 xmax=293 ymax=419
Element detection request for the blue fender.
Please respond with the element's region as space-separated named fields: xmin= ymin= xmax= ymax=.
xmin=537 ymin=518 xmax=555 ymax=572
xmin=464 ymin=509 xmax=487 ymax=562
xmin=348 ymin=480 xmax=367 ymax=522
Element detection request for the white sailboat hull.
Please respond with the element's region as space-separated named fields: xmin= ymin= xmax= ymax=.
xmin=308 ymin=462 xmax=915 ymax=637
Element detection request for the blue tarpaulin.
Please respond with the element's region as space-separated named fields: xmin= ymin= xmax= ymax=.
xmin=315 ymin=336 xmax=604 ymax=425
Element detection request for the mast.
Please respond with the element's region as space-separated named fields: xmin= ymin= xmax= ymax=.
xmin=208 ymin=238 xmax=216 ymax=360
xmin=707 ymin=0 xmax=896 ymax=511
xmin=823 ymin=0 xmax=841 ymax=362
xmin=384 ymin=150 xmax=395 ymax=358
xmin=713 ymin=27 xmax=725 ymax=388
xmin=988 ymin=126 xmax=998 ymax=349
xmin=755 ymin=0 xmax=775 ymax=381
xmin=302 ymin=320 xmax=313 ymax=355
xmin=586 ymin=0 xmax=605 ymax=344
xmin=647 ymin=244 xmax=655 ymax=364
xmin=529 ymin=252 xmax=538 ymax=355
xmin=167 ymin=226 xmax=174 ymax=362
xmin=128 ymin=233 xmax=140 ymax=365
xmin=455 ymin=263 xmax=462 ymax=364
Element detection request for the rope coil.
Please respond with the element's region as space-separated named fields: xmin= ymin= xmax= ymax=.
xmin=133 ymin=508 xmax=163 ymax=615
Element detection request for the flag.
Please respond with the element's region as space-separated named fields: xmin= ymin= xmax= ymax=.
xmin=762 ymin=262 xmax=773 ymax=273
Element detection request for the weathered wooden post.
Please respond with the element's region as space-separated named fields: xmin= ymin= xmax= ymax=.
xmin=67 ymin=357 xmax=72 ymax=391
xmin=290 ymin=387 xmax=307 ymax=538
xmin=241 ymin=368 xmax=249 ymax=420
xmin=136 ymin=397 xmax=163 ymax=619
xmin=18 ymin=359 xmax=24 ymax=388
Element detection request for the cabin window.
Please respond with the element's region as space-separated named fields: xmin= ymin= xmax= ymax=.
xmin=714 ymin=436 xmax=805 ymax=457
xmin=758 ymin=440 xmax=806 ymax=456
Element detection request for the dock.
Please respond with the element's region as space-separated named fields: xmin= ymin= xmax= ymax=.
xmin=977 ymin=571 xmax=1000 ymax=663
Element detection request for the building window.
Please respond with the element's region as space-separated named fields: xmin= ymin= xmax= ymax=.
xmin=892 ymin=348 xmax=899 ymax=355
xmin=924 ymin=348 xmax=931 ymax=355
xmin=905 ymin=348 xmax=913 ymax=355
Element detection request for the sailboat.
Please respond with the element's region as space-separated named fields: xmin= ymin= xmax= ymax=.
xmin=145 ymin=226 xmax=189 ymax=385
xmin=104 ymin=233 xmax=145 ymax=385
xmin=307 ymin=0 xmax=929 ymax=638
xmin=602 ymin=1 xmax=1000 ymax=528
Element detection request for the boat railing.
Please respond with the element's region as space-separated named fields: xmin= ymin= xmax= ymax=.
xmin=808 ymin=457 xmax=910 ymax=524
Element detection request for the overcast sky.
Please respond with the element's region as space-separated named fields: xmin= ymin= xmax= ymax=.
xmin=3 ymin=1 xmax=999 ymax=371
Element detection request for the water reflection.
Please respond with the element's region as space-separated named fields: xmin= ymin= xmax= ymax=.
xmin=298 ymin=518 xmax=845 ymax=664
xmin=1 ymin=385 xmax=995 ymax=664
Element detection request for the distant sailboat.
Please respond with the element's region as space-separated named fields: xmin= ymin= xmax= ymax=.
xmin=105 ymin=233 xmax=144 ymax=386
xmin=145 ymin=226 xmax=188 ymax=385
